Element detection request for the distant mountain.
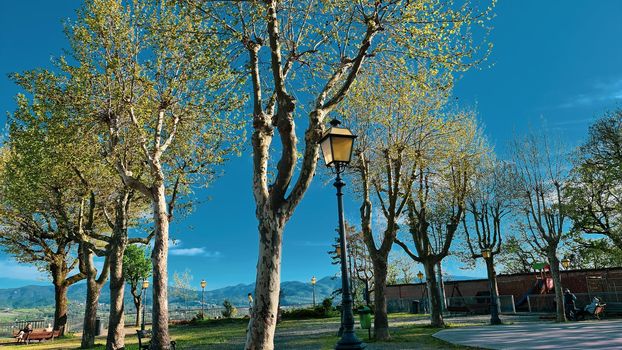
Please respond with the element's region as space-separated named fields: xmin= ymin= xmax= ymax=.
xmin=0 ymin=276 xmax=342 ymax=309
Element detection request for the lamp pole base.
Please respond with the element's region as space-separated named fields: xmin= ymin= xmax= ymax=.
xmin=335 ymin=332 xmax=365 ymax=350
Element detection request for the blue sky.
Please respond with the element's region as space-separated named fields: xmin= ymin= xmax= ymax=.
xmin=1 ymin=1 xmax=621 ymax=290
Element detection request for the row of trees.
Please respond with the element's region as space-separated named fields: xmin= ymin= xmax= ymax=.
xmin=7 ymin=0 xmax=620 ymax=348
xmin=0 ymin=1 xmax=240 ymax=349
xmin=336 ymin=71 xmax=622 ymax=332
xmin=0 ymin=0 xmax=496 ymax=349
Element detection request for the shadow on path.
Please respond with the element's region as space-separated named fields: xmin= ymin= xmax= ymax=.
xmin=434 ymin=319 xmax=622 ymax=350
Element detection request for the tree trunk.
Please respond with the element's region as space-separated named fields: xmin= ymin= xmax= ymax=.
xmin=548 ymin=249 xmax=566 ymax=322
xmin=131 ymin=289 xmax=142 ymax=328
xmin=245 ymin=215 xmax=283 ymax=350
xmin=485 ymin=257 xmax=502 ymax=325
xmin=372 ymin=259 xmax=390 ymax=340
xmin=81 ymin=277 xmax=103 ymax=348
xmin=151 ymin=183 xmax=171 ymax=349
xmin=424 ymin=261 xmax=444 ymax=327
xmin=53 ymin=283 xmax=69 ymax=336
xmin=106 ymin=239 xmax=127 ymax=350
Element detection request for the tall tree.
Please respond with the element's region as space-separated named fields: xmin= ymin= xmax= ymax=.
xmin=462 ymin=159 xmax=516 ymax=325
xmin=184 ymin=1 xmax=493 ymax=347
xmin=346 ymin=69 xmax=448 ymax=338
xmin=123 ymin=244 xmax=152 ymax=327
xmin=0 ymin=71 xmax=98 ymax=336
xmin=567 ymin=109 xmax=622 ymax=250
xmin=395 ymin=112 xmax=484 ymax=327
xmin=511 ymin=133 xmax=570 ymax=322
xmin=63 ymin=1 xmax=242 ymax=348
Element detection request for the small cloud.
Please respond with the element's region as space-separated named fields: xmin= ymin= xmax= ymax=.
xmin=558 ymin=78 xmax=622 ymax=109
xmin=169 ymin=247 xmax=222 ymax=258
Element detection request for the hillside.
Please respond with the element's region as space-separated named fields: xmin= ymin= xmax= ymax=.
xmin=0 ymin=276 xmax=342 ymax=309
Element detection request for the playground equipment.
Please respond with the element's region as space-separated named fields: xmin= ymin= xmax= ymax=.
xmin=515 ymin=262 xmax=554 ymax=309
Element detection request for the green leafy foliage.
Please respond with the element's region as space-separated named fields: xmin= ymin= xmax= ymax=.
xmin=123 ymin=245 xmax=152 ymax=290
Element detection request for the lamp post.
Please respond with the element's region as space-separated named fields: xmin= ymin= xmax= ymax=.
xmin=319 ymin=119 xmax=364 ymax=350
xmin=417 ymin=271 xmax=425 ymax=314
xmin=141 ymin=279 xmax=150 ymax=331
xmin=481 ymin=248 xmax=501 ymax=325
xmin=311 ymin=276 xmax=317 ymax=307
xmin=200 ymin=280 xmax=207 ymax=319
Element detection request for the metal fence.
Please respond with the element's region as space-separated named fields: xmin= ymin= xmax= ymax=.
xmin=1 ymin=302 xmax=329 ymax=337
xmin=0 ymin=320 xmax=51 ymax=337
xmin=526 ymin=292 xmax=622 ymax=313
xmin=387 ymin=298 xmax=430 ymax=314
xmin=446 ymin=295 xmax=516 ymax=314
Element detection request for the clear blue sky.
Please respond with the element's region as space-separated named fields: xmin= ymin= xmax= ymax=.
xmin=1 ymin=1 xmax=621 ymax=290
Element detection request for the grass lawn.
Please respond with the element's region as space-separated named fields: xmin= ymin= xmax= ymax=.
xmin=0 ymin=317 xmax=477 ymax=349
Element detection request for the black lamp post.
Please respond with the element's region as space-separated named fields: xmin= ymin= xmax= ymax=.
xmin=482 ymin=248 xmax=501 ymax=325
xmin=311 ymin=276 xmax=317 ymax=307
xmin=141 ymin=279 xmax=149 ymax=331
xmin=200 ymin=279 xmax=207 ymax=318
xmin=319 ymin=119 xmax=364 ymax=350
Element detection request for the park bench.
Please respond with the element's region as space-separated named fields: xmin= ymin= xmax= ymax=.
xmin=604 ymin=302 xmax=622 ymax=317
xmin=12 ymin=328 xmax=61 ymax=344
xmin=137 ymin=330 xmax=176 ymax=350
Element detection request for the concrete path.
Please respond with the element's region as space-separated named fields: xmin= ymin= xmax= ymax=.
xmin=434 ymin=319 xmax=622 ymax=349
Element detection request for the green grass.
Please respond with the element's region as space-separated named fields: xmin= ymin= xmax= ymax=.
xmin=0 ymin=317 xmax=476 ymax=349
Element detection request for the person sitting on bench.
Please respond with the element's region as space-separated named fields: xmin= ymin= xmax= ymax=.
xmin=585 ymin=297 xmax=601 ymax=314
xmin=15 ymin=323 xmax=32 ymax=341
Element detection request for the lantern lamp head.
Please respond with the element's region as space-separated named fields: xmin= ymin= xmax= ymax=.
xmin=417 ymin=271 xmax=424 ymax=281
xmin=311 ymin=276 xmax=317 ymax=285
xmin=142 ymin=280 xmax=150 ymax=290
xmin=319 ymin=119 xmax=357 ymax=167
xmin=561 ymin=258 xmax=571 ymax=270
xmin=201 ymin=279 xmax=207 ymax=289
xmin=482 ymin=248 xmax=492 ymax=259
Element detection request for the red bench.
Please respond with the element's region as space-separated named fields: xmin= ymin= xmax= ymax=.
xmin=13 ymin=328 xmax=61 ymax=344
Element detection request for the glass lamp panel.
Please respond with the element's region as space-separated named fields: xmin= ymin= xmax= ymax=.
xmin=331 ymin=137 xmax=353 ymax=163
xmin=320 ymin=137 xmax=333 ymax=165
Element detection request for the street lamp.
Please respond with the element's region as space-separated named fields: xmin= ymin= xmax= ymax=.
xmin=141 ymin=279 xmax=150 ymax=331
xmin=319 ymin=118 xmax=364 ymax=350
xmin=200 ymin=279 xmax=207 ymax=319
xmin=561 ymin=258 xmax=571 ymax=270
xmin=481 ymin=248 xmax=492 ymax=259
xmin=311 ymin=276 xmax=317 ymax=307
xmin=481 ymin=248 xmax=501 ymax=325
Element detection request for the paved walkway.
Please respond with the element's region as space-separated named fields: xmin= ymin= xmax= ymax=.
xmin=434 ymin=319 xmax=622 ymax=349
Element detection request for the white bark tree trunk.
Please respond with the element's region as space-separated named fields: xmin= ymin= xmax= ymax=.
xmin=150 ymin=182 xmax=171 ymax=349
xmin=245 ymin=214 xmax=283 ymax=350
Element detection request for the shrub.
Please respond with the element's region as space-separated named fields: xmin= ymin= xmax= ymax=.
xmin=281 ymin=303 xmax=339 ymax=320
xmin=222 ymin=300 xmax=238 ymax=318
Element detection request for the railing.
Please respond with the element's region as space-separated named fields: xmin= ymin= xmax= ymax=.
xmin=446 ymin=295 xmax=516 ymax=314
xmin=526 ymin=292 xmax=622 ymax=313
xmin=0 ymin=320 xmax=49 ymax=337
xmin=1 ymin=303 xmax=321 ymax=337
